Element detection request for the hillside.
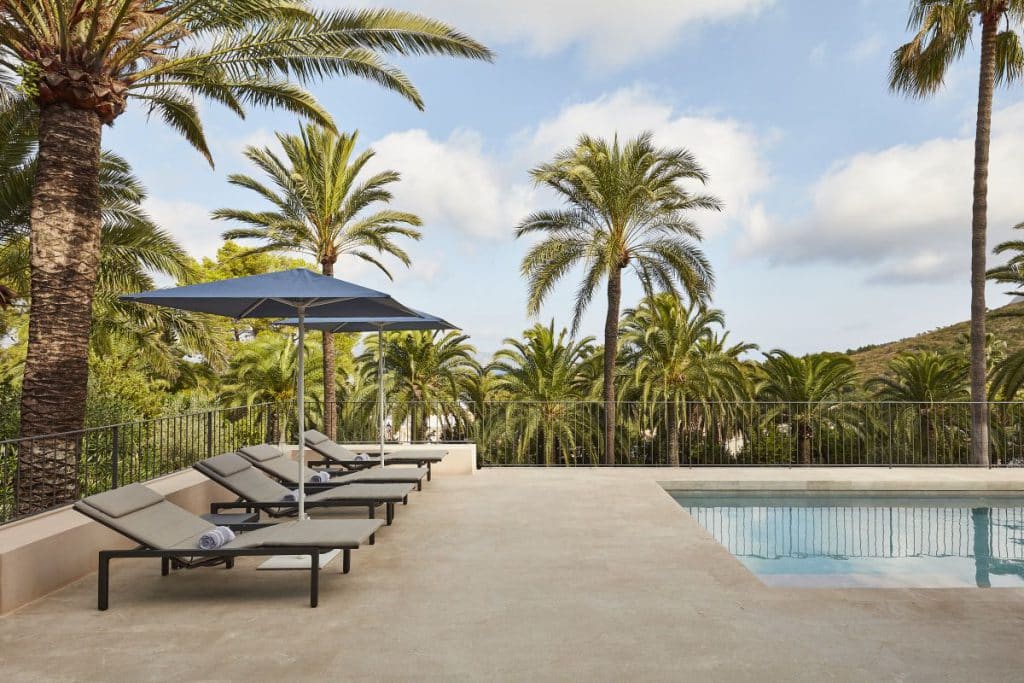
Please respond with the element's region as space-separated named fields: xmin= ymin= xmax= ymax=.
xmin=844 ymin=302 xmax=1024 ymax=378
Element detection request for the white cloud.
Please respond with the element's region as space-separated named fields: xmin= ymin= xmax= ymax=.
xmin=740 ymin=102 xmax=1024 ymax=284
xmin=368 ymin=129 xmax=534 ymax=240
xmin=143 ymin=198 xmax=220 ymax=260
xmin=809 ymin=42 xmax=828 ymax=66
xmin=362 ymin=87 xmax=774 ymax=245
xmin=341 ymin=0 xmax=774 ymax=68
xmin=849 ymin=33 xmax=884 ymax=62
xmin=520 ymin=86 xmax=775 ymax=237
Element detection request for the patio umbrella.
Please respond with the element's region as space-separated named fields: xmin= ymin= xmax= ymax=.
xmin=275 ymin=310 xmax=457 ymax=465
xmin=122 ymin=268 xmax=420 ymax=518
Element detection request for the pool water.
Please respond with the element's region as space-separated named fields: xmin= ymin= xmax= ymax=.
xmin=673 ymin=492 xmax=1024 ymax=588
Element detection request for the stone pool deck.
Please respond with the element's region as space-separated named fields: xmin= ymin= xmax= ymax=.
xmin=3 ymin=467 xmax=1024 ymax=681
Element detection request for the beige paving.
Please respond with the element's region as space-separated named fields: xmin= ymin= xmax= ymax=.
xmin=3 ymin=468 xmax=1024 ymax=682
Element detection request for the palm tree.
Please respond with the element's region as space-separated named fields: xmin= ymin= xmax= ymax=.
xmin=461 ymin=367 xmax=502 ymax=465
xmin=0 ymin=3 xmax=491 ymax=505
xmin=868 ymin=351 xmax=969 ymax=461
xmin=214 ymin=124 xmax=422 ymax=439
xmin=759 ymin=351 xmax=859 ymax=464
xmin=987 ymin=221 xmax=1024 ymax=398
xmin=890 ymin=0 xmax=1024 ymax=465
xmin=621 ymin=294 xmax=755 ymax=466
xmin=515 ymin=132 xmax=721 ymax=465
xmin=220 ymin=332 xmax=322 ymax=445
xmin=490 ymin=322 xmax=596 ymax=465
xmin=0 ymin=99 xmax=223 ymax=508
xmin=360 ymin=330 xmax=478 ymax=442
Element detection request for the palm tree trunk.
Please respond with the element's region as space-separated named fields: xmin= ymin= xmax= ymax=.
xmin=667 ymin=400 xmax=680 ymax=466
xmin=16 ymin=105 xmax=103 ymax=515
xmin=798 ymin=421 xmax=812 ymax=465
xmin=603 ymin=269 xmax=622 ymax=465
xmin=920 ymin=407 xmax=933 ymax=463
xmin=320 ymin=260 xmax=337 ymax=440
xmin=969 ymin=13 xmax=999 ymax=466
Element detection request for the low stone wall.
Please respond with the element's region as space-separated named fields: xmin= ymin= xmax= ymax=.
xmin=0 ymin=470 xmax=230 ymax=615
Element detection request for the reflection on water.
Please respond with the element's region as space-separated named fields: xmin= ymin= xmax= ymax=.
xmin=676 ymin=494 xmax=1024 ymax=588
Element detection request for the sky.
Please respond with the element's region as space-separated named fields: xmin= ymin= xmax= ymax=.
xmin=103 ymin=0 xmax=1024 ymax=359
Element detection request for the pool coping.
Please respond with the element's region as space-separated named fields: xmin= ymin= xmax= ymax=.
xmin=657 ymin=479 xmax=1024 ymax=492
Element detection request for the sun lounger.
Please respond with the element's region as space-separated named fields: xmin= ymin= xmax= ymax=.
xmin=238 ymin=444 xmax=429 ymax=491
xmin=74 ymin=483 xmax=382 ymax=609
xmin=304 ymin=429 xmax=447 ymax=480
xmin=194 ymin=453 xmax=414 ymax=525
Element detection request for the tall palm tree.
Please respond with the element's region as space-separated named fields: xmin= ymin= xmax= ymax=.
xmin=759 ymin=351 xmax=859 ymax=464
xmin=214 ymin=124 xmax=422 ymax=439
xmin=868 ymin=351 xmax=968 ymax=461
xmin=360 ymin=330 xmax=478 ymax=442
xmin=0 ymin=94 xmax=226 ymax=509
xmin=890 ymin=0 xmax=1024 ymax=465
xmin=516 ymin=132 xmax=721 ymax=465
xmin=621 ymin=294 xmax=755 ymax=466
xmin=220 ymin=331 xmax=322 ymax=445
xmin=490 ymin=322 xmax=596 ymax=465
xmin=0 ymin=2 xmax=491 ymax=509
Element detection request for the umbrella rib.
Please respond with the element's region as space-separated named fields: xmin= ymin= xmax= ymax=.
xmin=237 ymin=298 xmax=269 ymax=319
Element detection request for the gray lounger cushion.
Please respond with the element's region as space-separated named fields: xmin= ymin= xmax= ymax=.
xmin=337 ymin=467 xmax=429 ymax=483
xmin=76 ymin=484 xmax=384 ymax=550
xmin=196 ymin=454 xmax=413 ymax=504
xmin=237 ymin=451 xmax=314 ymax=485
xmin=223 ymin=519 xmax=381 ymax=548
xmin=203 ymin=452 xmax=251 ymax=477
xmin=238 ymin=448 xmax=427 ymax=486
xmin=239 ymin=443 xmax=285 ymax=462
xmin=304 ymin=431 xmax=447 ymax=464
xmin=306 ymin=482 xmax=415 ymax=502
xmin=304 ymin=429 xmax=331 ymax=446
xmin=307 ymin=438 xmax=358 ymax=461
xmin=198 ymin=454 xmax=289 ymax=502
xmin=85 ymin=483 xmax=164 ymax=518
xmin=77 ymin=484 xmax=215 ymax=549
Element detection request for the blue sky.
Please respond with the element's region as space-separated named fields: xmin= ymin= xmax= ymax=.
xmin=104 ymin=0 xmax=1024 ymax=358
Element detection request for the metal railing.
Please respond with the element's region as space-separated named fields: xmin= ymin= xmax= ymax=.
xmin=331 ymin=399 xmax=1024 ymax=466
xmin=5 ymin=398 xmax=1024 ymax=526
xmin=0 ymin=403 xmax=274 ymax=525
xmin=463 ymin=400 xmax=1024 ymax=467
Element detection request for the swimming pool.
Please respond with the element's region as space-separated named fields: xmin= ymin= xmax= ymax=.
xmin=673 ymin=492 xmax=1024 ymax=588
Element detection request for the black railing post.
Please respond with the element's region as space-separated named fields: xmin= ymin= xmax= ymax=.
xmin=206 ymin=410 xmax=214 ymax=457
xmin=110 ymin=425 xmax=120 ymax=489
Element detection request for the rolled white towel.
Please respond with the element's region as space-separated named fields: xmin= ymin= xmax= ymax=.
xmin=354 ymin=453 xmax=370 ymax=462
xmin=281 ymin=489 xmax=299 ymax=503
xmin=309 ymin=470 xmax=331 ymax=484
xmin=198 ymin=526 xmax=236 ymax=550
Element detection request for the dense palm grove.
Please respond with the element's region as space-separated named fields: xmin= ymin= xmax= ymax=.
xmin=0 ymin=1 xmax=1021 ymax=521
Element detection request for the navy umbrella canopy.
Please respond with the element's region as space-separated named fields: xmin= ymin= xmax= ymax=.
xmin=275 ymin=310 xmax=457 ymax=460
xmin=122 ymin=268 xmax=424 ymax=518
xmin=121 ymin=268 xmax=417 ymax=319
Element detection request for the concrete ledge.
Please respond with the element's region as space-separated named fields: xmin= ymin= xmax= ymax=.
xmin=0 ymin=470 xmax=230 ymax=615
xmin=655 ymin=466 xmax=1024 ymax=492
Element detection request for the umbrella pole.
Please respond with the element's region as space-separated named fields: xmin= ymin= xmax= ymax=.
xmin=378 ymin=326 xmax=385 ymax=468
xmin=297 ymin=306 xmax=307 ymax=519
